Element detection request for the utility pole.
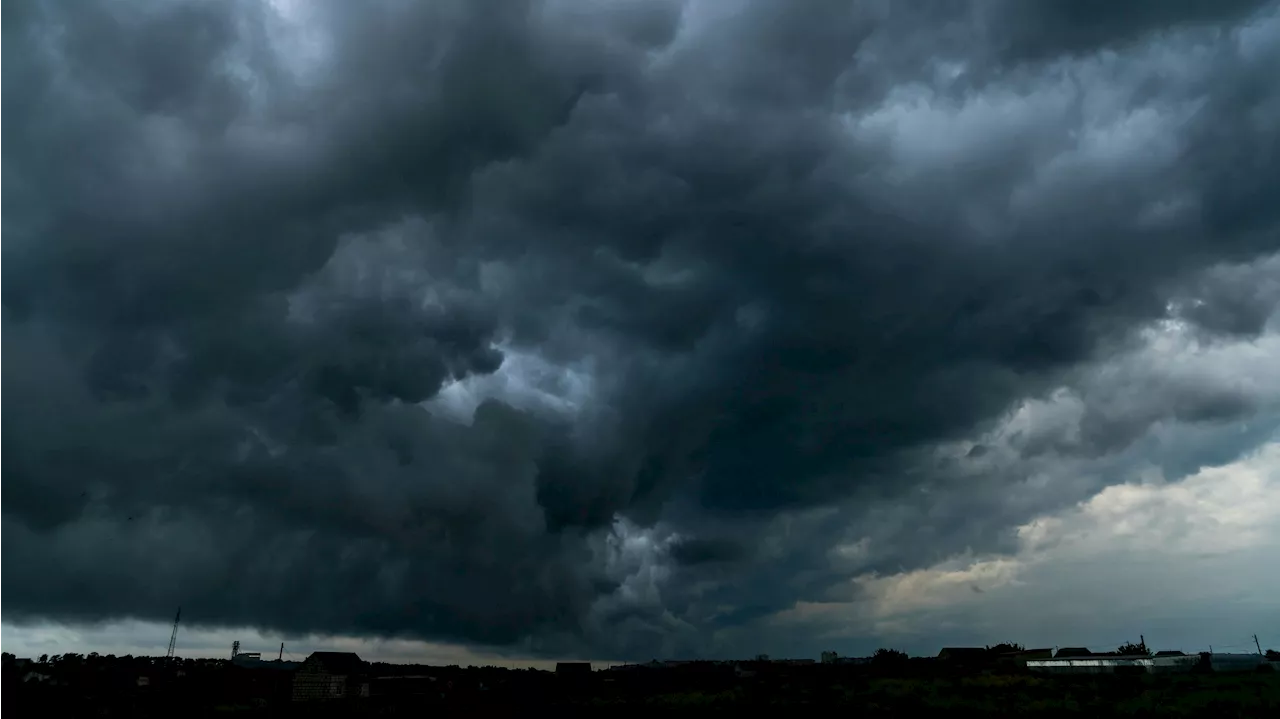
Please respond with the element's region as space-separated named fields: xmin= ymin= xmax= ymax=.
xmin=1254 ymin=635 xmax=1263 ymax=656
xmin=278 ymin=643 xmax=284 ymax=662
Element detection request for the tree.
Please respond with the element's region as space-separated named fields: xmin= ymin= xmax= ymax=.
xmin=38 ymin=654 xmax=49 ymax=664
xmin=1116 ymin=640 xmax=1151 ymax=656
xmin=1266 ymin=649 xmax=1279 ymax=661
xmin=872 ymin=648 xmax=909 ymax=664
xmin=986 ymin=643 xmax=1025 ymax=655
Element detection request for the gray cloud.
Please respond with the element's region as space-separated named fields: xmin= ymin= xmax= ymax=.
xmin=990 ymin=0 xmax=1276 ymax=61
xmin=3 ymin=0 xmax=1279 ymax=660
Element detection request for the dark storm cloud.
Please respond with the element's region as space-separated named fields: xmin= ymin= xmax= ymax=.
xmin=991 ymin=0 xmax=1276 ymax=61
xmin=3 ymin=0 xmax=1279 ymax=659
xmin=1169 ymin=254 xmax=1280 ymax=338
xmin=669 ymin=537 xmax=752 ymax=567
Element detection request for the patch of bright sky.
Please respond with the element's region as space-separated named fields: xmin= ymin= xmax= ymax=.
xmin=428 ymin=344 xmax=596 ymax=423
xmin=768 ymin=438 xmax=1280 ymax=653
xmin=264 ymin=0 xmax=331 ymax=84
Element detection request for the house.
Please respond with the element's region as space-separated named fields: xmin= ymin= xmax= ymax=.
xmin=1054 ymin=647 xmax=1094 ymax=658
xmin=1016 ymin=648 xmax=1054 ymax=660
xmin=821 ymin=653 xmax=870 ymax=666
xmin=1206 ymin=653 xmax=1266 ymax=672
xmin=291 ymin=652 xmax=370 ymax=701
xmin=996 ymin=648 xmax=1054 ymax=665
xmin=1028 ymin=657 xmax=1139 ymax=675
xmin=227 ymin=658 xmax=300 ymax=703
xmin=936 ymin=647 xmax=988 ymax=662
xmin=372 ymin=675 xmax=438 ymax=698
xmin=1028 ymin=655 xmax=1202 ymax=675
xmin=232 ymin=654 xmax=299 ymax=670
xmin=555 ymin=662 xmax=593 ymax=677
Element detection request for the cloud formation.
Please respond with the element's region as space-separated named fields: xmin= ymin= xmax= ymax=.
xmin=765 ymin=440 xmax=1280 ymax=655
xmin=3 ymin=0 xmax=1279 ymax=660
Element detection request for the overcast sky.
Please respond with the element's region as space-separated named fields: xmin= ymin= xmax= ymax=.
xmin=3 ymin=0 xmax=1279 ymax=665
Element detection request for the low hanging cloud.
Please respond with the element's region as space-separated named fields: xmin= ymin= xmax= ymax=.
xmin=764 ymin=440 xmax=1280 ymax=655
xmin=3 ymin=0 xmax=1279 ymax=660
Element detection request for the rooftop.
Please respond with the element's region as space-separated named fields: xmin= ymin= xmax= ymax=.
xmin=305 ymin=652 xmax=367 ymax=675
xmin=937 ymin=647 xmax=988 ymax=659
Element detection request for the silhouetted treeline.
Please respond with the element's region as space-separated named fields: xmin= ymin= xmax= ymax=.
xmin=4 ymin=650 xmax=1278 ymax=716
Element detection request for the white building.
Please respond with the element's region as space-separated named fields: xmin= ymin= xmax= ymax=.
xmin=1027 ymin=653 xmax=1268 ymax=675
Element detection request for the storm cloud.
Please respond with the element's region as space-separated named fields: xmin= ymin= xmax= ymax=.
xmin=3 ymin=0 xmax=1279 ymax=660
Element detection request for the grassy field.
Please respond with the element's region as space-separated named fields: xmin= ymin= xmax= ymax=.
xmin=581 ymin=672 xmax=1280 ymax=716
xmin=9 ymin=663 xmax=1277 ymax=716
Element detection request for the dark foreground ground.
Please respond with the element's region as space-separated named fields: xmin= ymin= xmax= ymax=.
xmin=9 ymin=671 xmax=1280 ymax=717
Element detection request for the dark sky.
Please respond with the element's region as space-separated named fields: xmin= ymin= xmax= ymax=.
xmin=4 ymin=0 xmax=1280 ymax=662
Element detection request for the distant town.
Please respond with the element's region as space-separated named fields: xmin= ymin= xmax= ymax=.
xmin=5 ymin=637 xmax=1277 ymax=713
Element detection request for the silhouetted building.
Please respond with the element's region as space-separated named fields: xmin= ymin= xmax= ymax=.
xmin=937 ymin=647 xmax=987 ymax=662
xmin=1029 ymin=655 xmax=1201 ymax=675
xmin=372 ymin=675 xmax=439 ymax=698
xmin=1206 ymin=653 xmax=1267 ymax=672
xmin=555 ymin=662 xmax=592 ymax=676
xmin=226 ymin=657 xmax=299 ymax=703
xmin=231 ymin=654 xmax=294 ymax=669
xmin=1054 ymin=647 xmax=1093 ymax=658
xmin=291 ymin=652 xmax=370 ymax=701
xmin=995 ymin=648 xmax=1054 ymax=665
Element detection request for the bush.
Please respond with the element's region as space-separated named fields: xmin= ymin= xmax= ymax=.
xmin=1115 ymin=640 xmax=1151 ymax=657
xmin=986 ymin=643 xmax=1025 ymax=655
xmin=872 ymin=648 xmax=909 ymax=665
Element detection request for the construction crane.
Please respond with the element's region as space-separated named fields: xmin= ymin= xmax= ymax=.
xmin=165 ymin=607 xmax=181 ymax=660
